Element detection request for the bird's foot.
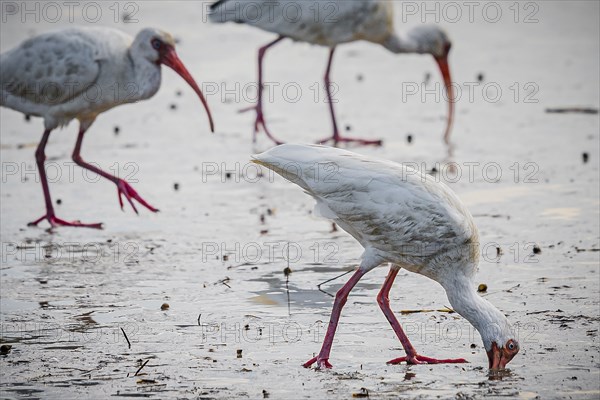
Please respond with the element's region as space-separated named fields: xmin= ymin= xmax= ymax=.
xmin=28 ymin=214 xmax=103 ymax=229
xmin=303 ymin=356 xmax=333 ymax=369
xmin=239 ymin=105 xmax=284 ymax=145
xmin=116 ymin=179 xmax=159 ymax=214
xmin=387 ymin=354 xmax=468 ymax=365
xmin=316 ymin=135 xmax=383 ymax=147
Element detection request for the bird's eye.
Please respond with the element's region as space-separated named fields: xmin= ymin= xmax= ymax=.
xmin=151 ymin=39 xmax=162 ymax=50
xmin=507 ymin=340 xmax=516 ymax=351
xmin=443 ymin=42 xmax=452 ymax=56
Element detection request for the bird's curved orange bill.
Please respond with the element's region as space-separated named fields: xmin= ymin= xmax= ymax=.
xmin=487 ymin=342 xmax=513 ymax=370
xmin=161 ymin=47 xmax=215 ymax=133
xmin=435 ymin=55 xmax=454 ymax=144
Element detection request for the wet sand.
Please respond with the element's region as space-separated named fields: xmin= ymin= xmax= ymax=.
xmin=1 ymin=1 xmax=599 ymax=399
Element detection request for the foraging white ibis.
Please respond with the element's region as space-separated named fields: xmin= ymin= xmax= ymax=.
xmin=210 ymin=0 xmax=454 ymax=146
xmin=0 ymin=27 xmax=214 ymax=228
xmin=253 ymin=144 xmax=518 ymax=370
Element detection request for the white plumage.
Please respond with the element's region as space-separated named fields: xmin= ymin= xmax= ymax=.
xmin=2 ymin=28 xmax=134 ymax=128
xmin=256 ymin=144 xmax=475 ymax=273
xmin=210 ymin=0 xmax=454 ymax=145
xmin=253 ymin=144 xmax=519 ymax=370
xmin=210 ymin=0 xmax=394 ymax=46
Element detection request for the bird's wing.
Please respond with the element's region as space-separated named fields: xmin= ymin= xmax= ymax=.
xmin=209 ymin=0 xmax=393 ymax=45
xmin=313 ymin=169 xmax=473 ymax=258
xmin=0 ymin=29 xmax=104 ymax=106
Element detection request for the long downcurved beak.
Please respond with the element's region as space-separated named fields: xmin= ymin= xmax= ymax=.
xmin=434 ymin=52 xmax=454 ymax=145
xmin=161 ymin=47 xmax=215 ymax=133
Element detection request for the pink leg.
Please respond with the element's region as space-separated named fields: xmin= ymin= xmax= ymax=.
xmin=240 ymin=36 xmax=285 ymax=145
xmin=303 ymin=268 xmax=367 ymax=369
xmin=28 ymin=129 xmax=103 ymax=229
xmin=378 ymin=266 xmax=468 ymax=365
xmin=315 ymin=48 xmax=383 ymax=147
xmin=72 ymin=125 xmax=158 ymax=214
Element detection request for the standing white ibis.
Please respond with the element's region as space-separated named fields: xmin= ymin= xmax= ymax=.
xmin=210 ymin=0 xmax=454 ymax=146
xmin=253 ymin=144 xmax=518 ymax=370
xmin=0 ymin=27 xmax=214 ymax=229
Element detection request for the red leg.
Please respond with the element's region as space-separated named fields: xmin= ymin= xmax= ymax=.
xmin=378 ymin=266 xmax=467 ymax=365
xmin=303 ymin=268 xmax=367 ymax=369
xmin=28 ymin=129 xmax=103 ymax=229
xmin=240 ymin=36 xmax=285 ymax=145
xmin=72 ymin=125 xmax=158 ymax=214
xmin=315 ymin=48 xmax=383 ymax=147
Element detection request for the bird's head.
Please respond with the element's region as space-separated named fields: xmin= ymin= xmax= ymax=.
xmin=407 ymin=25 xmax=451 ymax=59
xmin=479 ymin=318 xmax=520 ymax=370
xmin=133 ymin=28 xmax=214 ymax=132
xmin=446 ymin=277 xmax=520 ymax=371
xmin=407 ymin=25 xmax=454 ymax=143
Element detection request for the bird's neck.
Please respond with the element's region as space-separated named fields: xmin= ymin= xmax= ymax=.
xmin=128 ymin=49 xmax=162 ymax=101
xmin=382 ymin=33 xmax=421 ymax=54
xmin=442 ymin=274 xmax=508 ymax=349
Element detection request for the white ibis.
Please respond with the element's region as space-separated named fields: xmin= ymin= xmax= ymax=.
xmin=253 ymin=144 xmax=518 ymax=370
xmin=210 ymin=0 xmax=454 ymax=146
xmin=0 ymin=27 xmax=214 ymax=229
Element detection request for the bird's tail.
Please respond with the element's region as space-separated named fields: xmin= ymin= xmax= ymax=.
xmin=208 ymin=0 xmax=242 ymax=23
xmin=252 ymin=145 xmax=339 ymax=221
xmin=252 ymin=144 xmax=334 ymax=192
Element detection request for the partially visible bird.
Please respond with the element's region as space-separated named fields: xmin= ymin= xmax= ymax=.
xmin=253 ymin=144 xmax=518 ymax=370
xmin=210 ymin=0 xmax=454 ymax=146
xmin=1 ymin=27 xmax=214 ymax=228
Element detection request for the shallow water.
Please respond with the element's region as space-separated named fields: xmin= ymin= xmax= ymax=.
xmin=1 ymin=1 xmax=599 ymax=399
